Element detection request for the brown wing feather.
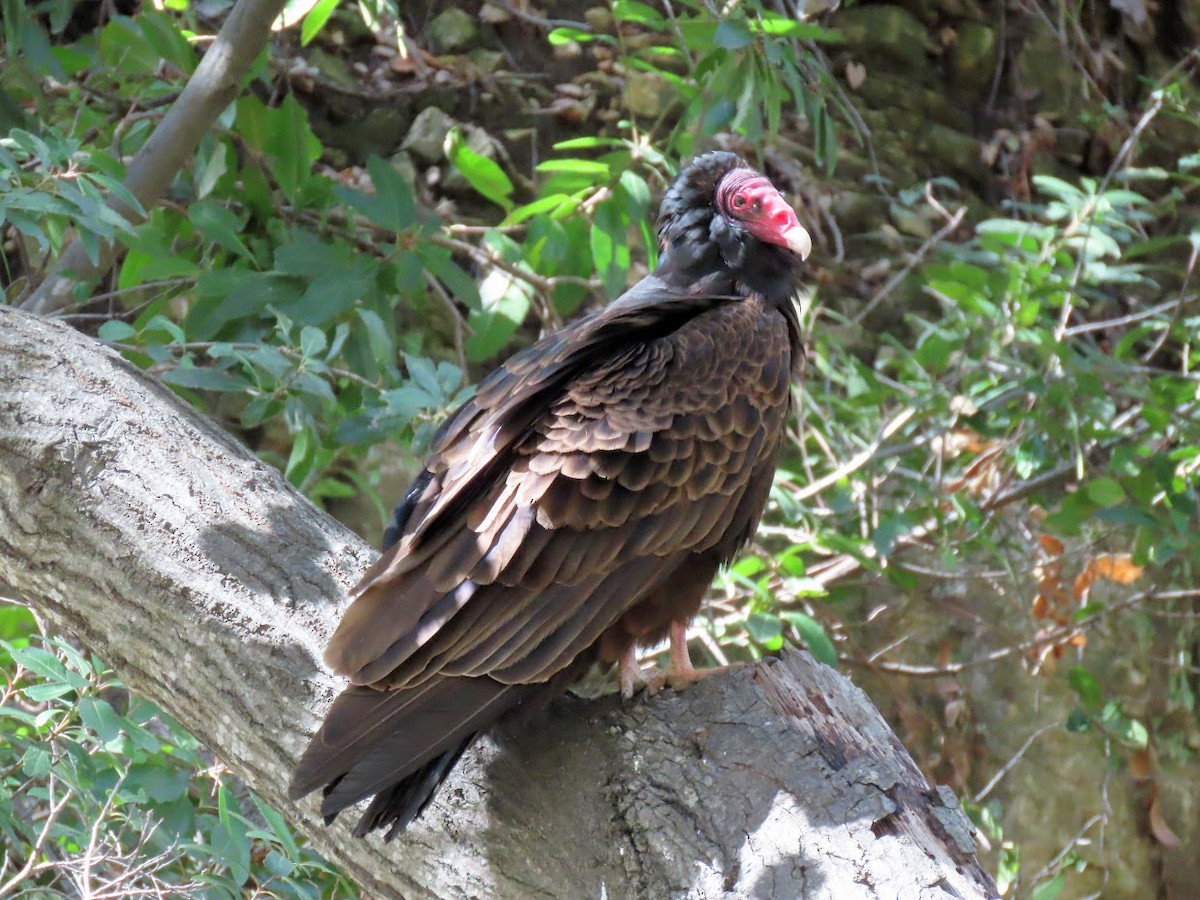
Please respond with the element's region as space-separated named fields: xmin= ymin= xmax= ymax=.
xmin=292 ymin=151 xmax=812 ymax=839
xmin=324 ymin=298 xmax=792 ymax=691
xmin=299 ymin=292 xmax=795 ymax=838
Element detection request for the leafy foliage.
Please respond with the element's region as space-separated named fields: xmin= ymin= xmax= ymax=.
xmin=0 ymin=608 xmax=354 ymax=897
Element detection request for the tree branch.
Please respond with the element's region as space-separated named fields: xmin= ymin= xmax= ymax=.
xmin=18 ymin=0 xmax=288 ymax=317
xmin=0 ymin=305 xmax=998 ymax=899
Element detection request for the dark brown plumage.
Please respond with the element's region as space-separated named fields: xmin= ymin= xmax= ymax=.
xmin=289 ymin=151 xmax=811 ymax=838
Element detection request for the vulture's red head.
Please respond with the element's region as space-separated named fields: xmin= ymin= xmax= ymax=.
xmin=657 ymin=151 xmax=810 ymax=302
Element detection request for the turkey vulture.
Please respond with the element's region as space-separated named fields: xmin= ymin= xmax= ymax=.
xmin=289 ymin=150 xmax=811 ymax=838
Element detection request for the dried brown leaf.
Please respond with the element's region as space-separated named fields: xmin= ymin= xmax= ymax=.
xmin=1147 ymin=783 xmax=1181 ymax=848
xmin=1129 ymin=748 xmax=1156 ymax=780
xmin=1038 ymin=534 xmax=1065 ymax=556
xmin=1073 ymin=552 xmax=1144 ymax=600
xmin=845 ymin=61 xmax=866 ymax=89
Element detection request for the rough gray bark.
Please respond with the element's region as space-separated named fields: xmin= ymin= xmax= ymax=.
xmin=0 ymin=305 xmax=999 ymax=899
xmin=18 ymin=0 xmax=288 ymax=316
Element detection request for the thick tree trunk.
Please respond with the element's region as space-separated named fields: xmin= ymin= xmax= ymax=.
xmin=0 ymin=305 xmax=998 ymax=899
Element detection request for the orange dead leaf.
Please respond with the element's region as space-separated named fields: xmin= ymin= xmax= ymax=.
xmin=1032 ymin=593 xmax=1050 ymax=619
xmin=936 ymin=641 xmax=954 ymax=668
xmin=1038 ymin=572 xmax=1068 ymax=605
xmin=962 ymin=445 xmax=1005 ymax=479
xmin=932 ymin=428 xmax=995 ymax=458
xmin=1093 ymin=553 xmax=1144 ymax=584
xmin=1129 ymin=748 xmax=1156 ymax=781
xmin=1074 ymin=553 xmax=1144 ymax=600
xmin=1067 ymin=632 xmax=1087 ymax=648
xmin=1038 ymin=534 xmax=1065 ymax=556
xmin=1147 ymin=783 xmax=1181 ymax=848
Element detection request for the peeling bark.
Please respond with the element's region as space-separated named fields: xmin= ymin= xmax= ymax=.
xmin=0 ymin=306 xmax=998 ymax=899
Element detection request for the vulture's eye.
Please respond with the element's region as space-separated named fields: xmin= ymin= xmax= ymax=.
xmin=733 ymin=195 xmax=746 ymax=208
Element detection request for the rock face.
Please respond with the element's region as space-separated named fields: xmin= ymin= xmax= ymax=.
xmin=427 ymin=8 xmax=477 ymax=54
xmin=402 ymin=106 xmax=457 ymax=163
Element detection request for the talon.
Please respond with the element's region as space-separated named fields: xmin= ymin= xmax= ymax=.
xmin=619 ymin=643 xmax=648 ymax=700
xmin=651 ymin=621 xmax=737 ymax=693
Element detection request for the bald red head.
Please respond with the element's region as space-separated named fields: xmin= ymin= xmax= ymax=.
xmin=715 ymin=169 xmax=811 ymax=260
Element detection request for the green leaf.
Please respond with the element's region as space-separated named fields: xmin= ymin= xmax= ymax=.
xmin=138 ymin=9 xmax=196 ymax=73
xmin=22 ymin=746 xmax=51 ymax=778
xmin=755 ymin=17 xmax=843 ymax=42
xmin=421 ymin=246 xmax=481 ymax=309
xmin=279 ymin=262 xmax=375 ymax=325
xmin=252 ymin=793 xmax=301 ymax=857
xmin=1031 ymin=875 xmax=1065 ymax=900
xmin=591 ymin=198 xmax=630 ymax=298
xmin=976 ymin=218 xmax=1054 ymax=246
xmin=553 ymin=137 xmax=627 ymax=151
xmin=1032 ymin=175 xmax=1084 ymax=204
xmin=1065 ymin=708 xmax=1091 ymax=732
xmin=1086 ymin=477 xmax=1126 ymax=507
xmin=195 ymin=140 xmax=228 ymax=199
xmin=264 ymin=95 xmax=322 ymax=204
xmin=536 ymin=159 xmax=611 ymax=177
xmin=0 ymin=605 xmax=36 ymax=644
xmin=299 ymin=325 xmax=327 ymax=358
xmin=781 ymin=612 xmax=838 ymax=667
xmin=915 ymin=330 xmax=956 ymax=373
xmin=613 ymin=0 xmax=664 ymax=25
xmin=354 ymin=308 xmax=395 ymax=378
xmin=13 ymin=645 xmax=85 ymax=688
xmin=78 ymin=697 xmax=124 ymax=743
xmin=446 ymin=129 xmax=514 ymax=211
xmin=98 ymin=320 xmax=137 ymax=343
xmin=128 ymin=763 xmax=190 ymax=803
xmin=505 ymin=193 xmax=578 ymax=225
xmin=466 ymin=264 xmax=533 ymax=360
xmin=548 ymin=26 xmax=607 ymax=45
xmin=714 ymin=19 xmax=753 ymax=49
xmin=161 ymin=365 xmax=250 ymax=393
xmin=1068 ymin=666 xmax=1103 ymax=708
xmin=23 ymin=681 xmax=76 ymax=701
xmin=871 ymin=515 xmax=911 ymax=557
xmin=745 ymin=611 xmax=782 ymax=646
xmin=367 ymin=154 xmax=416 ymax=230
xmin=189 ymin=200 xmax=253 ymax=260
xmin=300 ymin=0 xmax=340 ymax=44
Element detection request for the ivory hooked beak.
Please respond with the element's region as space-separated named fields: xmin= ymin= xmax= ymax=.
xmin=782 ymin=224 xmax=812 ymax=260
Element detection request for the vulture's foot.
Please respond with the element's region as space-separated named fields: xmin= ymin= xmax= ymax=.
xmin=630 ymin=621 xmax=747 ymax=696
xmin=618 ymin=644 xmax=648 ymax=700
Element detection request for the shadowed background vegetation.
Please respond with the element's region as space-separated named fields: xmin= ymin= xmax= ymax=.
xmin=1 ymin=0 xmax=1198 ymax=896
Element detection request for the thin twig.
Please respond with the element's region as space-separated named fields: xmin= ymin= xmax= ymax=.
xmin=790 ymin=407 xmax=915 ymax=503
xmin=1063 ymin=294 xmax=1194 ymax=337
xmin=490 ymin=0 xmax=590 ymax=31
xmin=1140 ymin=240 xmax=1198 ymax=362
xmin=853 ymin=205 xmax=966 ymax=324
xmin=423 ymin=272 xmax=470 ymax=372
xmin=973 ymin=722 xmax=1059 ymax=803
xmin=105 ymin=340 xmax=382 ymax=390
xmin=850 ymin=589 xmax=1154 ymax=678
xmin=0 ymin=784 xmax=75 ymax=896
xmin=429 ymin=233 xmax=599 ymax=294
